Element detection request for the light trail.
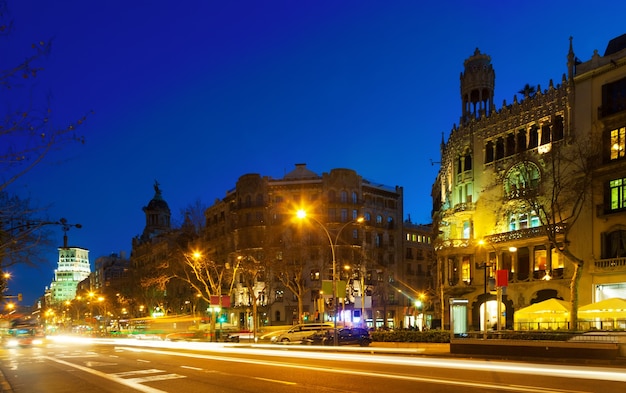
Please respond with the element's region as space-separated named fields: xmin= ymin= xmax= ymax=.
xmin=48 ymin=336 xmax=626 ymax=384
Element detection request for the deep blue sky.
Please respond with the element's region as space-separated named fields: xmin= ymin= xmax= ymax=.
xmin=5 ymin=0 xmax=626 ymax=305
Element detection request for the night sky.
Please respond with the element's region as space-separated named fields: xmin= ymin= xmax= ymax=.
xmin=5 ymin=0 xmax=626 ymax=304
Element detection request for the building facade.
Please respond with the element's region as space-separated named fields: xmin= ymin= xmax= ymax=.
xmin=203 ymin=164 xmax=408 ymax=329
xmin=432 ymin=34 xmax=626 ymax=331
xmin=48 ymin=245 xmax=90 ymax=305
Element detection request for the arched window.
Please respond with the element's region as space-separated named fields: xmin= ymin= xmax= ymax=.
xmin=504 ymin=161 xmax=540 ymax=198
xmin=327 ymin=190 xmax=336 ymax=203
xmin=603 ymin=229 xmax=626 ymax=258
xmin=485 ymin=141 xmax=494 ymax=163
xmin=340 ymin=190 xmax=348 ymax=203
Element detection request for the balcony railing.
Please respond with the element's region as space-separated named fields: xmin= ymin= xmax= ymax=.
xmin=593 ymin=257 xmax=626 ymax=272
xmin=485 ymin=224 xmax=567 ymax=244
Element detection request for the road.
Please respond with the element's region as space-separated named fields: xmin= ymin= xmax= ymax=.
xmin=0 ymin=337 xmax=625 ymax=393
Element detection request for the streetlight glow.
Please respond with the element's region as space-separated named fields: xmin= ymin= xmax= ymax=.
xmin=296 ymin=209 xmax=364 ymax=346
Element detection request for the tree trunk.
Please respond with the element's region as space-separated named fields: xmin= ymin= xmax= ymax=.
xmin=297 ymin=294 xmax=304 ymax=324
xmin=569 ymin=261 xmax=583 ymax=330
xmin=562 ymin=248 xmax=584 ymax=331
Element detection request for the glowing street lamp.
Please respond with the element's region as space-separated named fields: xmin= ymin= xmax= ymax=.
xmin=296 ymin=209 xmax=363 ymax=346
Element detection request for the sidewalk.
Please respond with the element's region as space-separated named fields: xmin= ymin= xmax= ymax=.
xmin=0 ymin=370 xmax=12 ymax=393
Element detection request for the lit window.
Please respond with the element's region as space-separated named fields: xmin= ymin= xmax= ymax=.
xmin=461 ymin=256 xmax=471 ymax=284
xmin=463 ymin=221 xmax=470 ymax=239
xmin=610 ymin=177 xmax=626 ymax=210
xmin=610 ymin=127 xmax=626 ymax=160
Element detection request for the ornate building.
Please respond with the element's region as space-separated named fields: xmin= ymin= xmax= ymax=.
xmin=432 ymin=34 xmax=626 ymax=331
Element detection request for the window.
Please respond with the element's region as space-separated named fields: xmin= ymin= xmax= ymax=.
xmin=376 ymin=215 xmax=383 ymax=224
xmin=462 ymin=221 xmax=470 ymax=239
xmin=341 ymin=209 xmax=348 ymax=222
xmin=504 ymin=161 xmax=540 ymax=198
xmin=447 ymin=258 xmax=459 ymax=286
xmin=310 ymin=269 xmax=320 ymax=281
xmin=352 ymin=191 xmax=358 ymax=203
xmin=352 ymin=209 xmax=358 ymax=220
xmin=601 ymin=76 xmax=626 ymax=117
xmin=609 ymin=177 xmax=626 ymax=210
xmin=461 ymin=256 xmax=471 ymax=284
xmin=603 ymin=230 xmax=626 ymax=258
xmin=340 ymin=191 xmax=348 ymax=203
xmin=485 ymin=141 xmax=494 ymax=163
xmin=610 ymin=127 xmax=626 ymax=160
xmin=508 ymin=210 xmax=540 ymax=230
xmin=534 ymin=248 xmax=547 ymax=272
xmin=528 ymin=125 xmax=539 ymax=148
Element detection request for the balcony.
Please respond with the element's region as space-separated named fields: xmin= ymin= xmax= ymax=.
xmin=484 ymin=224 xmax=567 ymax=244
xmin=593 ymin=257 xmax=626 ymax=273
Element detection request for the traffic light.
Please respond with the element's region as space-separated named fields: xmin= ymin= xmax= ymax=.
xmin=17 ymin=293 xmax=22 ymax=302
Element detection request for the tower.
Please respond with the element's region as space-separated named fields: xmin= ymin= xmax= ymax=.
xmin=140 ymin=180 xmax=171 ymax=242
xmin=460 ymin=48 xmax=495 ymax=125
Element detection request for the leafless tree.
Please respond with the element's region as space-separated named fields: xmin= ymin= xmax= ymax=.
xmin=511 ymin=137 xmax=598 ymax=328
xmin=1 ymin=1 xmax=90 ymax=276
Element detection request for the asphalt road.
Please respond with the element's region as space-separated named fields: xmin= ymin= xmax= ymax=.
xmin=1 ymin=337 xmax=625 ymax=393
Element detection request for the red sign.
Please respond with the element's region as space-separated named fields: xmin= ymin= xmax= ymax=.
xmin=496 ymin=270 xmax=509 ymax=287
xmin=210 ymin=295 xmax=231 ymax=307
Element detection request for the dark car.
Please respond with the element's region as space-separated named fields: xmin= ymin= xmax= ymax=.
xmin=302 ymin=327 xmax=372 ymax=347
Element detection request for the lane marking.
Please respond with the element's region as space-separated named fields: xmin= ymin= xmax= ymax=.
xmin=125 ymin=374 xmax=186 ymax=384
xmin=253 ymin=377 xmax=297 ymax=385
xmin=119 ymin=347 xmax=592 ymax=393
xmin=42 ymin=356 xmax=168 ymax=393
xmin=180 ymin=366 xmax=203 ymax=371
xmin=111 ymin=369 xmax=167 ymax=377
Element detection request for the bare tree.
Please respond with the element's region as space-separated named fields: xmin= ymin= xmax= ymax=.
xmin=511 ymin=138 xmax=598 ymax=329
xmin=1 ymin=0 xmax=90 ymax=276
xmin=271 ymin=227 xmax=312 ymax=325
xmin=233 ymin=254 xmax=268 ymax=336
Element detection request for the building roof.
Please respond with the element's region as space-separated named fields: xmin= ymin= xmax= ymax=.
xmin=283 ymin=163 xmax=319 ymax=180
xmin=604 ymin=33 xmax=626 ymax=56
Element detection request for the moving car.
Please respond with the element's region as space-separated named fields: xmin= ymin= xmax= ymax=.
xmin=302 ymin=327 xmax=372 ymax=347
xmin=4 ymin=327 xmax=45 ymax=347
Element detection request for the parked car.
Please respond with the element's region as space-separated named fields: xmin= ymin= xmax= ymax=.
xmin=273 ymin=323 xmax=334 ymax=343
xmin=302 ymin=327 xmax=372 ymax=347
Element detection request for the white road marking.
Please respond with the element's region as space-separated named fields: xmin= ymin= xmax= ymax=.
xmin=111 ymin=369 xmax=166 ymax=377
xmin=180 ymin=365 xmax=203 ymax=371
xmin=42 ymin=357 xmax=182 ymax=393
xmin=253 ymin=377 xmax=297 ymax=385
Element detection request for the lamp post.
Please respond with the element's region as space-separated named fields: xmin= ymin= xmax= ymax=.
xmin=478 ymin=240 xmax=499 ymax=333
xmin=475 ymin=260 xmax=492 ymax=338
xmin=296 ymin=209 xmax=363 ymax=346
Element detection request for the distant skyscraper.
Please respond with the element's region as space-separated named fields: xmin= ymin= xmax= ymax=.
xmin=48 ymin=232 xmax=90 ymax=304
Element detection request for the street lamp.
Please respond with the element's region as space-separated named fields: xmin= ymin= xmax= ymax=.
xmin=296 ymin=209 xmax=363 ymax=346
xmin=478 ymin=239 xmax=499 ymax=334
